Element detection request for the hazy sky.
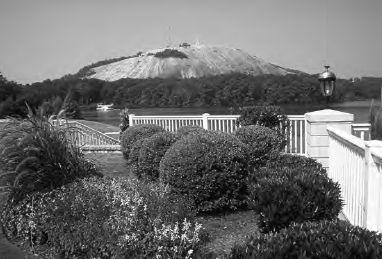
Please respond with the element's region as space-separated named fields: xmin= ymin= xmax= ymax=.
xmin=0 ymin=0 xmax=381 ymax=84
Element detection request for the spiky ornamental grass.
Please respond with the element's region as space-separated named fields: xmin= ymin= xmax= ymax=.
xmin=369 ymin=97 xmax=382 ymax=140
xmin=0 ymin=103 xmax=102 ymax=204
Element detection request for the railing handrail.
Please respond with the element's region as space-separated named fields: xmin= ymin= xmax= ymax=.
xmin=131 ymin=115 xmax=206 ymax=119
xmin=352 ymin=123 xmax=371 ymax=127
xmin=53 ymin=120 xmax=120 ymax=145
xmin=130 ymin=114 xmax=304 ymax=119
xmin=70 ymin=121 xmax=120 ymax=144
xmin=327 ymin=126 xmax=366 ymax=154
xmin=371 ymin=149 xmax=382 ymax=165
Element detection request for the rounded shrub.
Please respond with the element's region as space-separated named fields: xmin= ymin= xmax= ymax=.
xmin=136 ymin=132 xmax=179 ymax=181
xmin=228 ymin=220 xmax=382 ymax=259
xmin=250 ymin=166 xmax=343 ymax=233
xmin=120 ymin=124 xmax=165 ymax=160
xmin=177 ymin=125 xmax=206 ymax=138
xmin=126 ymin=138 xmax=147 ymax=176
xmin=266 ymin=153 xmax=327 ymax=175
xmin=159 ymin=130 xmax=250 ymax=214
xmin=233 ymin=125 xmax=286 ymax=169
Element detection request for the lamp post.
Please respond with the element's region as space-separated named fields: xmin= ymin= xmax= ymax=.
xmin=318 ymin=65 xmax=336 ymax=108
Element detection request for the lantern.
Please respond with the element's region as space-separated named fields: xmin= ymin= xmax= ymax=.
xmin=318 ymin=65 xmax=336 ymax=97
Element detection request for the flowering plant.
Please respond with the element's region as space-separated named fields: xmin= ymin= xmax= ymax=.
xmin=1 ymin=176 xmax=203 ymax=258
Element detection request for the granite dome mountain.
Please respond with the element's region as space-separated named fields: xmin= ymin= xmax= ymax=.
xmin=77 ymin=43 xmax=304 ymax=81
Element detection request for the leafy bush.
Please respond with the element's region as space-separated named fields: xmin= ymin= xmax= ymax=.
xmin=1 ymin=177 xmax=203 ymax=259
xmin=177 ymin=125 xmax=206 ymax=138
xmin=136 ymin=181 xmax=197 ymax=224
xmin=154 ymin=49 xmax=188 ymax=59
xmin=0 ymin=112 xmax=102 ymax=204
xmin=120 ymin=124 xmax=165 ymax=160
xmin=119 ymin=107 xmax=130 ymax=138
xmin=136 ymin=132 xmax=179 ymax=181
xmin=227 ymin=220 xmax=382 ymax=259
xmin=249 ymin=166 xmax=343 ymax=233
xmin=266 ymin=153 xmax=327 ymax=175
xmin=233 ymin=125 xmax=286 ymax=169
xmin=236 ymin=106 xmax=289 ymax=133
xmin=160 ymin=131 xmax=250 ymax=214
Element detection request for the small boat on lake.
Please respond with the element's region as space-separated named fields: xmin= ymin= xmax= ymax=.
xmin=96 ymin=103 xmax=114 ymax=111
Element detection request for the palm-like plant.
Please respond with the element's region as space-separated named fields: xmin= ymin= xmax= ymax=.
xmin=0 ymin=102 xmax=102 ymax=204
xmin=369 ymin=86 xmax=382 ymax=140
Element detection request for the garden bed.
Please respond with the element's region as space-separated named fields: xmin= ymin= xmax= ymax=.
xmin=85 ymin=153 xmax=260 ymax=256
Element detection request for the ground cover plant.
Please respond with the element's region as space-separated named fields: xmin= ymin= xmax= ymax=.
xmin=1 ymin=177 xmax=203 ymax=259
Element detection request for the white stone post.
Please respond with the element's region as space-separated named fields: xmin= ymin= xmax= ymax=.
xmin=129 ymin=114 xmax=135 ymax=127
xmin=202 ymin=113 xmax=210 ymax=130
xmin=305 ymin=109 xmax=354 ymax=169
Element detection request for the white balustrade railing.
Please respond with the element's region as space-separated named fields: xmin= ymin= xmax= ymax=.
xmin=365 ymin=143 xmax=382 ymax=232
xmin=352 ymin=123 xmax=371 ymax=140
xmin=49 ymin=114 xmax=370 ymax=158
xmin=328 ymin=126 xmax=366 ymax=228
xmin=52 ymin=120 xmax=120 ymax=146
xmin=328 ymin=126 xmax=382 ymax=233
xmin=284 ymin=115 xmax=306 ymax=155
xmin=129 ymin=113 xmax=306 ymax=155
xmin=207 ymin=115 xmax=241 ymax=133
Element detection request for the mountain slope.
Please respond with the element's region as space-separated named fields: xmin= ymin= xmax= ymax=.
xmin=79 ymin=44 xmax=303 ymax=81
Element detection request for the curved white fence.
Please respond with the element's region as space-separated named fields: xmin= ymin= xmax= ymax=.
xmin=129 ymin=114 xmax=306 ymax=155
xmin=328 ymin=126 xmax=382 ymax=232
xmin=328 ymin=126 xmax=366 ymax=227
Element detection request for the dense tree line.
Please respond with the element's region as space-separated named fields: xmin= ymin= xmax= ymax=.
xmin=0 ymin=71 xmax=381 ymax=119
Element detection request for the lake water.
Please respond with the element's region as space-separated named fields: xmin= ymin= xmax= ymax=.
xmin=82 ymin=101 xmax=376 ymax=127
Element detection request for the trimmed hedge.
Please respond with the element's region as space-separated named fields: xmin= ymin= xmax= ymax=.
xmin=136 ymin=132 xmax=179 ymax=181
xmin=159 ymin=131 xmax=250 ymax=214
xmin=126 ymin=138 xmax=147 ymax=175
xmin=176 ymin=125 xmax=206 ymax=138
xmin=233 ymin=125 xmax=286 ymax=169
xmin=250 ymin=166 xmax=343 ymax=233
xmin=266 ymin=153 xmax=327 ymax=175
xmin=120 ymin=124 xmax=165 ymax=160
xmin=1 ymin=177 xmax=202 ymax=259
xmin=227 ymin=220 xmax=382 ymax=258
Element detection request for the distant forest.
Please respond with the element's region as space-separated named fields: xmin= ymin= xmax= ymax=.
xmin=0 ymin=71 xmax=381 ymax=118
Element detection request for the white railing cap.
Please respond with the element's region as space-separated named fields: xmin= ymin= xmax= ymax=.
xmin=368 ymin=140 xmax=382 ymax=164
xmin=327 ymin=126 xmax=365 ymax=152
xmin=306 ymin=109 xmax=354 ymax=123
